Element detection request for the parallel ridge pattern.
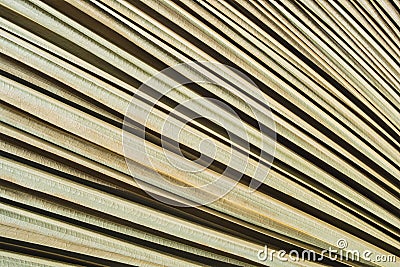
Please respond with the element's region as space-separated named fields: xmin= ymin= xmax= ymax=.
xmin=0 ymin=0 xmax=399 ymax=266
